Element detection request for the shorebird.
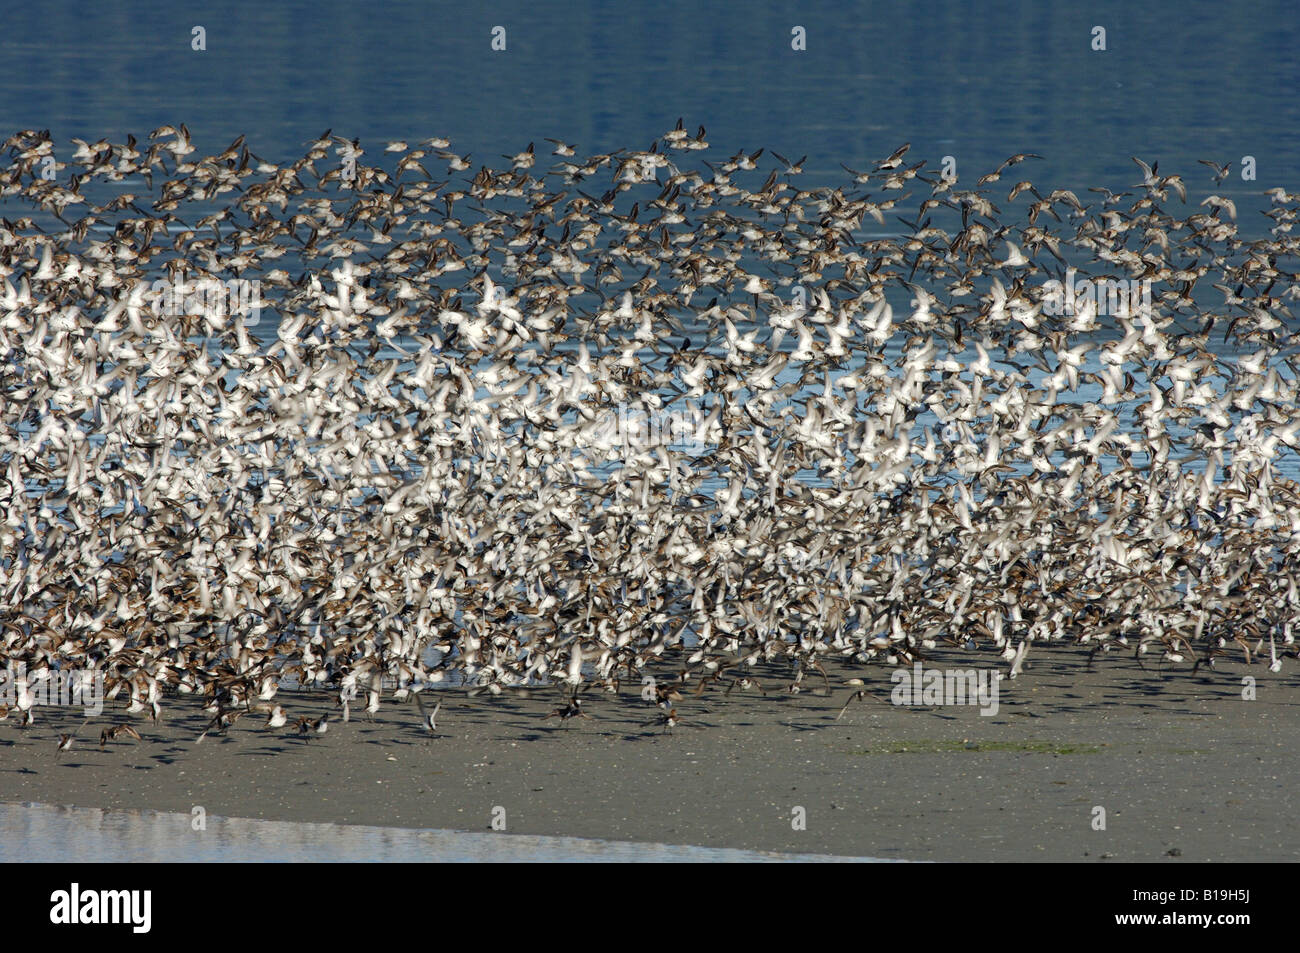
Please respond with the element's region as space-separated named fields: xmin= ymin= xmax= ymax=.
xmin=725 ymin=676 xmax=767 ymax=696
xmin=545 ymin=696 xmax=589 ymax=727
xmin=642 ymin=706 xmax=680 ymax=733
xmin=414 ymin=694 xmax=441 ymax=734
xmin=0 ymin=122 xmax=1295 ymax=748
xmin=837 ymin=688 xmax=885 ymax=721
xmin=99 ymin=724 xmax=142 ymax=748
xmin=1198 ymin=159 xmax=1231 ymax=184
xmin=296 ymin=714 xmax=329 ymax=741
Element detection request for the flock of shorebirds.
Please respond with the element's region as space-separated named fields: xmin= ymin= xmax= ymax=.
xmin=1 ymin=121 xmax=1298 ymax=747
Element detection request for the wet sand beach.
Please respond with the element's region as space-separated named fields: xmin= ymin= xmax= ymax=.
xmin=3 ymin=652 xmax=1296 ymax=862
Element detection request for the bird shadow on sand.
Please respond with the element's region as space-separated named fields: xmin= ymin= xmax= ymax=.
xmin=234 ymin=744 xmax=296 ymax=756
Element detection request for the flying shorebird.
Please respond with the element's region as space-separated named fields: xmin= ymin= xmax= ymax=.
xmin=641 ymin=706 xmax=680 ymax=733
xmin=1 ymin=125 xmax=1296 ymax=742
xmin=1198 ymin=159 xmax=1231 ymax=183
xmin=414 ymin=693 xmax=441 ymax=734
xmin=545 ymin=696 xmax=589 ymax=727
xmin=295 ymin=714 xmax=329 ymax=741
xmin=837 ymin=688 xmax=884 ymax=721
xmin=99 ymin=724 xmax=142 ymax=748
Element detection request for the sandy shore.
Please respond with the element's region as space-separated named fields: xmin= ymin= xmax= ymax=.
xmin=2 ymin=650 xmax=1297 ymax=861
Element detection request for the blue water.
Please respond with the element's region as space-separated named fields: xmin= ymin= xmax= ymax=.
xmin=4 ymin=0 xmax=1299 ymax=208
xmin=0 ymin=802 xmax=897 ymax=863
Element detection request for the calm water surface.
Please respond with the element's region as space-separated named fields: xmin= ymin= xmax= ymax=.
xmin=0 ymin=802 xmax=897 ymax=862
xmin=3 ymin=0 xmax=1298 ymax=206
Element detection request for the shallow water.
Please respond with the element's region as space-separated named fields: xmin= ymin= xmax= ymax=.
xmin=0 ymin=801 xmax=897 ymax=863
